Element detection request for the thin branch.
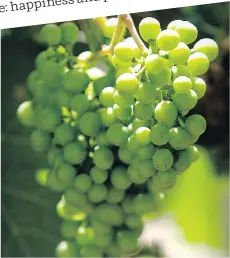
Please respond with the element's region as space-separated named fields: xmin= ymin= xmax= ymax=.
xmin=120 ymin=14 xmax=148 ymax=53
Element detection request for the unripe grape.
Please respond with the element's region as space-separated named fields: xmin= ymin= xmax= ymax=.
xmin=114 ymin=41 xmax=136 ymax=62
xmin=88 ymin=184 xmax=108 ymax=203
xmin=104 ymin=17 xmax=118 ymax=38
xmin=191 ymin=77 xmax=207 ymax=99
xmin=60 ymin=221 xmax=79 ymax=239
xmin=116 ymin=73 xmax=139 ymax=95
xmin=99 ymin=87 xmax=115 ymax=107
xmin=113 ymin=104 xmax=132 ymax=121
xmin=107 ymin=122 xmax=129 ymax=146
xmin=107 ymin=188 xmax=125 ymax=204
xmin=134 ymin=127 xmax=151 ymax=145
xmin=91 ymin=220 xmax=112 ymax=235
xmin=138 ymin=144 xmax=156 ymax=160
xmin=90 ymin=166 xmax=108 ymax=184
xmin=154 ymin=101 xmax=178 ymax=128
xmin=185 ymin=114 xmax=207 ymax=137
xmin=187 ymin=52 xmax=209 ymax=76
xmin=132 ymin=118 xmax=151 ymax=131
xmin=76 ymin=226 xmax=95 ymax=246
xmin=172 ymin=65 xmax=191 ymax=80
xmin=185 ymin=145 xmax=200 ymax=162
xmin=30 ymin=129 xmax=52 ymax=152
xmin=125 ymin=214 xmax=142 ymax=229
xmin=111 ymin=166 xmax=132 ymax=190
xmin=56 ymin=163 xmax=76 ymax=184
xmin=74 ymin=174 xmax=92 ymax=193
xmin=70 ymin=94 xmax=89 ymax=114
xmin=155 ymin=168 xmax=177 ymax=189
xmin=152 ymin=148 xmax=174 ymax=172
xmin=95 ymin=234 xmax=112 ymax=248
xmin=150 ymin=123 xmax=169 ymax=146
xmin=149 ymin=67 xmax=172 ymax=88
xmin=17 ymin=100 xmax=36 ymax=127
xmin=37 ymin=107 xmax=61 ymax=132
xmin=118 ymin=145 xmax=133 ymax=165
xmin=93 ymin=146 xmax=114 ymax=169
xmin=169 ymin=42 xmax=190 ymax=65
xmin=63 ymin=142 xmax=86 ymax=165
xmin=93 ymin=75 xmax=110 ymax=95
xmin=193 ymin=38 xmax=219 ymax=62
xmin=64 ymin=187 xmax=88 ymax=207
xmin=80 ymin=245 xmax=103 ymax=257
xmin=145 ymin=54 xmax=164 ymax=74
xmin=95 ymin=131 xmax=109 ymax=146
xmin=173 ymin=150 xmax=192 ymax=173
xmin=172 ymin=89 xmax=198 ymax=112
xmin=54 ymin=123 xmax=75 ymax=146
xmin=132 ymin=194 xmax=155 ymax=214
xmin=111 ymin=55 xmax=133 ymax=69
xmin=173 ymin=76 xmax=192 ymax=94
xmin=99 ymin=107 xmax=117 ymax=127
xmin=175 ymin=21 xmax=198 ymax=44
xmin=134 ymin=101 xmax=153 ymax=120
xmin=55 ymin=89 xmax=73 ymax=108
xmin=156 ymin=29 xmax=180 ymax=51
xmin=168 ymin=127 xmax=193 ymax=150
xmin=124 ymin=37 xmax=140 ymax=57
xmin=60 ymin=22 xmax=79 ymax=44
xmin=167 ymin=20 xmax=183 ymax=30
xmin=116 ymin=230 xmax=139 ymax=254
xmin=40 ymin=24 xmax=61 ymax=46
xmin=80 ymin=112 xmax=101 ymax=136
xmin=56 ymin=240 xmax=79 ymax=257
xmin=135 ymin=81 xmax=157 ymax=104
xmin=113 ymin=90 xmax=134 ymax=108
xmin=127 ymin=165 xmax=147 ymax=184
xmin=139 ymin=17 xmax=161 ymax=42
xmin=136 ymin=159 xmax=157 ymax=178
xmin=47 ymin=147 xmax=63 ymax=167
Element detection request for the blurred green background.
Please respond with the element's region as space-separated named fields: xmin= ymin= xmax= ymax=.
xmin=1 ymin=2 xmax=229 ymax=257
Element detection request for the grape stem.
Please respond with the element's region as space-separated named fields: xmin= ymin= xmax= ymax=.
xmin=120 ymin=14 xmax=148 ymax=53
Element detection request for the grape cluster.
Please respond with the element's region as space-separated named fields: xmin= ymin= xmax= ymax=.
xmin=17 ymin=17 xmax=218 ymax=257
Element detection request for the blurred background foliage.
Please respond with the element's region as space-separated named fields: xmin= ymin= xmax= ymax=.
xmin=1 ymin=2 xmax=229 ymax=257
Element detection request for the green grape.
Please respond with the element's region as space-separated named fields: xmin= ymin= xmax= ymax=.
xmin=94 ymin=233 xmax=113 ymax=248
xmin=150 ymin=123 xmax=169 ymax=146
xmin=63 ymin=69 xmax=90 ymax=93
xmin=95 ymin=131 xmax=109 ymax=146
xmin=172 ymin=89 xmax=198 ymax=112
xmin=149 ymin=66 xmax=172 ymax=88
xmin=124 ymin=37 xmax=140 ymax=57
xmin=121 ymin=197 xmax=134 ymax=214
xmin=134 ymin=101 xmax=153 ymax=120
xmin=93 ymin=75 xmax=111 ymax=95
xmin=35 ymin=51 xmax=48 ymax=69
xmin=139 ymin=17 xmax=161 ymax=42
xmin=80 ymin=111 xmax=101 ymax=136
xmin=132 ymin=118 xmax=151 ymax=130
xmin=116 ymin=73 xmax=139 ymax=95
xmin=187 ymin=52 xmax=209 ymax=76
xmin=46 ymin=171 xmax=66 ymax=192
xmin=30 ymin=129 xmax=51 ymax=152
xmin=70 ymin=94 xmax=89 ymax=114
xmin=134 ymin=127 xmax=151 ymax=145
xmin=60 ymin=221 xmax=79 ymax=239
xmin=145 ymin=54 xmax=164 ymax=74
xmin=93 ymin=146 xmax=114 ymax=169
xmin=17 ymin=100 xmax=36 ymax=127
xmin=154 ymin=101 xmax=178 ymax=128
xmin=90 ymin=166 xmax=108 ymax=184
xmin=168 ymin=127 xmax=193 ymax=150
xmin=91 ymin=220 xmax=112 ymax=235
xmin=116 ymin=230 xmax=139 ymax=254
xmin=63 ymin=142 xmax=86 ymax=165
xmin=155 ymin=168 xmax=177 ymax=189
xmin=35 ymin=168 xmax=49 ymax=187
xmin=76 ymin=226 xmax=95 ymax=246
xmin=137 ymin=144 xmax=156 ymax=159
xmin=191 ymin=77 xmax=206 ymax=99
xmin=167 ymin=20 xmax=183 ymax=30
xmin=74 ymin=174 xmax=92 ymax=193
xmin=113 ymin=104 xmax=132 ymax=121
xmin=64 ymin=187 xmax=88 ymax=207
xmin=40 ymin=24 xmax=61 ymax=46
xmin=173 ymin=76 xmax=192 ymax=94
xmin=156 ymin=29 xmax=180 ymax=51
xmin=36 ymin=106 xmax=61 ymax=132
xmin=152 ymin=148 xmax=174 ymax=172
xmin=99 ymin=87 xmax=115 ymax=107
xmin=56 ymin=240 xmax=79 ymax=257
xmin=185 ymin=114 xmax=207 ymax=137
xmin=175 ymin=21 xmax=198 ymax=44
xmin=95 ymin=204 xmax=123 ymax=226
xmin=172 ymin=65 xmax=191 ymax=80
xmin=116 ymin=67 xmax=133 ymax=78
xmin=88 ymin=184 xmax=108 ymax=203
xmin=193 ymin=38 xmax=219 ymax=62
xmin=127 ymin=135 xmax=139 ymax=153
xmin=114 ymin=41 xmax=136 ymax=62
xmin=47 ymin=147 xmax=63 ymax=167
xmin=76 ymin=134 xmax=88 ymax=149
xmin=106 ymin=244 xmax=123 ymax=257
xmin=111 ymin=55 xmax=133 ymax=69
xmin=54 ymin=123 xmax=75 ymax=146
xmin=106 ymin=122 xmax=129 ymax=146
xmin=169 ymin=42 xmax=190 ymax=65
xmin=127 ymin=165 xmax=147 ymax=184
xmin=60 ymin=22 xmax=79 ymax=44
xmin=55 ymin=89 xmax=73 ymax=107
xmin=107 ymin=188 xmax=125 ymax=203
xmin=132 ymin=194 xmax=155 ymax=214
xmin=113 ymin=90 xmax=134 ymax=108
xmin=27 ymin=71 xmax=47 ymax=98
xmin=56 ymin=163 xmax=76 ymax=184
xmin=125 ymin=214 xmax=142 ymax=229
xmin=99 ymin=107 xmax=117 ymax=127
xmin=173 ymin=150 xmax=192 ymax=173
xmin=185 ymin=145 xmax=200 ymax=162
xmin=118 ymin=145 xmax=133 ymax=164
xmin=136 ymin=159 xmax=157 ymax=178
xmin=111 ymin=166 xmax=132 ymax=190
xmin=104 ymin=17 xmax=118 ymax=38
xmin=80 ymin=245 xmax=103 ymax=257
xmin=135 ymin=81 xmax=157 ymax=104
